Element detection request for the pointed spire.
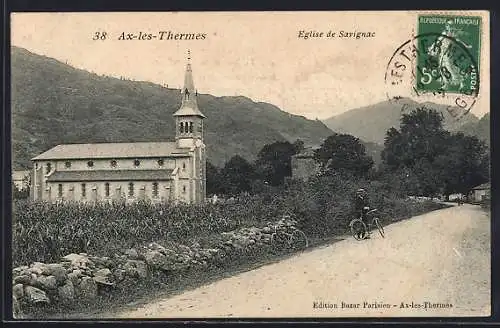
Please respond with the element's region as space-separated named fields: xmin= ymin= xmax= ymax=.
xmin=183 ymin=50 xmax=195 ymax=94
xmin=174 ymin=50 xmax=206 ymax=118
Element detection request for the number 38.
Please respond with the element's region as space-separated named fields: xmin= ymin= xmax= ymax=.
xmin=93 ymin=31 xmax=107 ymax=40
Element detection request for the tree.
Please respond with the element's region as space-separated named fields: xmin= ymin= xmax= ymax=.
xmin=206 ymin=161 xmax=223 ymax=196
xmin=220 ymin=155 xmax=256 ymax=195
xmin=382 ymin=107 xmax=490 ymax=197
xmin=12 ymin=182 xmax=29 ymax=199
xmin=434 ymin=133 xmax=489 ymax=195
xmin=410 ymin=158 xmax=443 ymax=197
xmin=382 ymin=108 xmax=449 ymax=169
xmin=381 ymin=127 xmax=404 ymax=168
xmin=255 ymin=141 xmax=298 ymax=186
xmin=314 ymin=133 xmax=374 ymax=177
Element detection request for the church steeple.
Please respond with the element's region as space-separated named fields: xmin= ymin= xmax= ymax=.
xmin=184 ymin=51 xmax=194 ymax=89
xmin=174 ymin=49 xmax=206 ymax=119
xmin=174 ymin=50 xmax=206 ymax=147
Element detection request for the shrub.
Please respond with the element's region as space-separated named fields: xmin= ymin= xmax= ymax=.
xmin=268 ymin=172 xmax=447 ymax=238
xmin=12 ymin=173 xmax=448 ymax=266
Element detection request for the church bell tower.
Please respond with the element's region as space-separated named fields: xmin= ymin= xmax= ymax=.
xmin=173 ymin=50 xmax=206 ymax=203
xmin=174 ymin=50 xmax=206 ymax=148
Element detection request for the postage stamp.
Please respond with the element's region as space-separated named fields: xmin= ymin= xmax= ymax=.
xmin=384 ymin=14 xmax=483 ymax=120
xmin=416 ymin=15 xmax=481 ymax=96
xmin=8 ymin=11 xmax=490 ymax=320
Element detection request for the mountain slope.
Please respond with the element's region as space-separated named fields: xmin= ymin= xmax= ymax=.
xmin=363 ymin=141 xmax=384 ymax=167
xmin=458 ymin=113 xmax=490 ymax=145
xmin=11 ymin=46 xmax=334 ymax=169
xmin=322 ymin=97 xmax=480 ymax=145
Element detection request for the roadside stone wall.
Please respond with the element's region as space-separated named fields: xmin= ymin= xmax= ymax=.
xmin=12 ymin=217 xmax=301 ymax=318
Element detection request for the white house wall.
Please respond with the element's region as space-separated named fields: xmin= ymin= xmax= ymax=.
xmin=33 ymin=155 xmax=199 ymax=204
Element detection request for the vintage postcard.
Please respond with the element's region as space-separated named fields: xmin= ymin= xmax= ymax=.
xmin=10 ymin=11 xmax=490 ymax=319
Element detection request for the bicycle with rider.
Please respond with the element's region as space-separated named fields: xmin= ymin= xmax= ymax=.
xmin=353 ymin=188 xmax=371 ymax=239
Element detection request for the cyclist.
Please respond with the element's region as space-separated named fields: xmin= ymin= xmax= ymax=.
xmin=353 ymin=188 xmax=371 ymax=239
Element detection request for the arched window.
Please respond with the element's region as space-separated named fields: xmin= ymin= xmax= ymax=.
xmin=58 ymin=184 xmax=63 ymax=198
xmin=152 ymin=182 xmax=159 ymax=197
xmin=179 ymin=122 xmax=183 ymax=133
xmin=128 ymin=183 xmax=134 ymax=197
xmin=46 ymin=163 xmax=52 ymax=174
xmin=81 ymin=184 xmax=86 ymax=198
xmin=183 ymin=185 xmax=186 ymax=193
xmin=105 ymin=183 xmax=110 ymax=197
xmin=189 ymin=122 xmax=193 ymax=133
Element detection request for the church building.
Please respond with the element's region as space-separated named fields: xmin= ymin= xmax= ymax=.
xmin=30 ymin=54 xmax=206 ymax=204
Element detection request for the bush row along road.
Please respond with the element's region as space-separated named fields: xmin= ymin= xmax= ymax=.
xmin=108 ymin=204 xmax=490 ymax=318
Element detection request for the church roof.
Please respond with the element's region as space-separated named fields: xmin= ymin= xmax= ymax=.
xmin=173 ymin=105 xmax=206 ymax=118
xmin=47 ymin=169 xmax=174 ymax=182
xmin=292 ymin=147 xmax=319 ymax=159
xmin=472 ymin=182 xmax=490 ymax=190
xmin=32 ymin=142 xmax=191 ymax=160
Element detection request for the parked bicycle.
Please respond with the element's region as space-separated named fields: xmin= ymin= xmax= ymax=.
xmin=349 ymin=208 xmax=385 ymax=240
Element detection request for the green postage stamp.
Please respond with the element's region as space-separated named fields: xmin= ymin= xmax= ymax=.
xmin=416 ymin=15 xmax=481 ymax=96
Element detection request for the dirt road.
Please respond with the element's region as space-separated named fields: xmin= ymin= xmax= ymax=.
xmin=110 ymin=204 xmax=490 ymax=318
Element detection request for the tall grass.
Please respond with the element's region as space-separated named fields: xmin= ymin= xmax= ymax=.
xmin=12 ymin=199 xmax=286 ymax=266
xmin=12 ymin=173 xmax=447 ymax=267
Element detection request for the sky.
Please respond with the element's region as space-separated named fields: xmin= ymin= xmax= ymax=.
xmin=11 ymin=11 xmax=490 ymax=120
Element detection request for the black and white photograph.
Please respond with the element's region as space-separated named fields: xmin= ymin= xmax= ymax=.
xmin=8 ymin=11 xmax=491 ymax=319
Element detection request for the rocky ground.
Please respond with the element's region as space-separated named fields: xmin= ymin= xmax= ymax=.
xmin=12 ymin=217 xmax=302 ymax=318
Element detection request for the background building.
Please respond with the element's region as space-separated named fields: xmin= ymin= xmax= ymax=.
xmin=291 ymin=147 xmax=321 ymax=181
xmin=12 ymin=170 xmax=30 ymax=191
xmin=470 ymin=182 xmax=490 ymax=203
xmin=30 ymin=55 xmax=206 ymax=204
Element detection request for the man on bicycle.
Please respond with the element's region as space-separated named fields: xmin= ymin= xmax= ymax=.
xmin=353 ymin=188 xmax=371 ymax=239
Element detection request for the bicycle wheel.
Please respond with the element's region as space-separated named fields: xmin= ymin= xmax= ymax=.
xmin=289 ymin=229 xmax=309 ymax=250
xmin=350 ymin=219 xmax=367 ymax=241
xmin=271 ymin=232 xmax=288 ymax=250
xmin=373 ymin=217 xmax=385 ymax=238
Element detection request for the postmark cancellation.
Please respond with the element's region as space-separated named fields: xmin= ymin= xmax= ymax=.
xmin=385 ymin=14 xmax=482 ymax=120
